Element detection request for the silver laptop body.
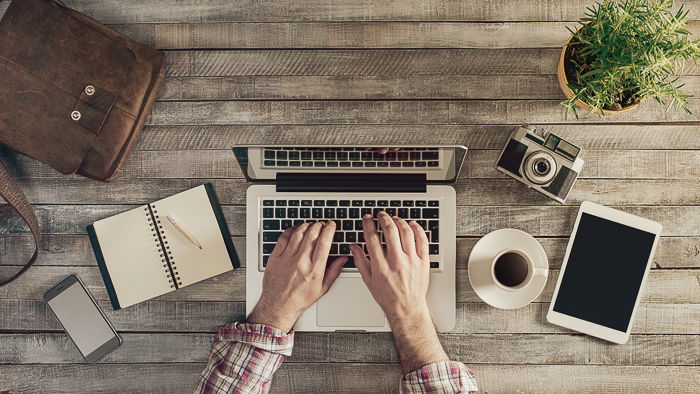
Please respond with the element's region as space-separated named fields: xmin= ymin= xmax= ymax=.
xmin=233 ymin=145 xmax=467 ymax=332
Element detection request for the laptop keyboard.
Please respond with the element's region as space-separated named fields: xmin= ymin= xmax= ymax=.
xmin=262 ymin=147 xmax=440 ymax=169
xmin=260 ymin=198 xmax=441 ymax=270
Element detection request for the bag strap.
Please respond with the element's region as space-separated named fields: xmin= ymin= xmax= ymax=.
xmin=0 ymin=160 xmax=40 ymax=286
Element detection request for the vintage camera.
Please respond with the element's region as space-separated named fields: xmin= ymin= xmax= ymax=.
xmin=496 ymin=125 xmax=584 ymax=203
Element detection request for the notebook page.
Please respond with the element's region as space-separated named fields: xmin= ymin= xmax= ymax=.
xmin=151 ymin=185 xmax=233 ymax=287
xmin=92 ymin=205 xmax=174 ymax=308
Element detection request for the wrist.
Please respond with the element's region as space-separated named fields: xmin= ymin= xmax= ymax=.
xmin=247 ymin=297 xmax=299 ymax=333
xmin=385 ymin=303 xmax=432 ymax=332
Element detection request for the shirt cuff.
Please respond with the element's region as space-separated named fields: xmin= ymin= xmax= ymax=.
xmin=401 ymin=360 xmax=478 ymax=393
xmin=216 ymin=321 xmax=295 ymax=357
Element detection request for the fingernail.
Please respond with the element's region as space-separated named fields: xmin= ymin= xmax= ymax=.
xmin=362 ymin=214 xmax=372 ymax=219
xmin=393 ymin=216 xmax=400 ymax=220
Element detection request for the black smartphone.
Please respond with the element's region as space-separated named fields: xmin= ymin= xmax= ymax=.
xmin=43 ymin=275 xmax=122 ymax=363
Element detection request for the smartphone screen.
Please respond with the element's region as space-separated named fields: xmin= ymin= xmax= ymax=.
xmin=44 ymin=275 xmax=121 ymax=363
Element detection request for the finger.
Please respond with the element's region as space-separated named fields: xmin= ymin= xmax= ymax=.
xmin=410 ymin=221 xmax=430 ymax=262
xmin=270 ymin=226 xmax=294 ymax=257
xmin=378 ymin=211 xmax=402 ymax=256
xmin=390 ymin=147 xmax=400 ymax=152
xmin=362 ymin=214 xmax=384 ymax=263
xmin=297 ymin=222 xmax=324 ymax=257
xmin=285 ymin=223 xmax=310 ymax=255
xmin=312 ymin=221 xmax=337 ymax=263
xmin=394 ymin=216 xmax=417 ymax=256
xmin=321 ymin=256 xmax=347 ymax=294
xmin=351 ymin=244 xmax=371 ymax=281
xmin=377 ymin=148 xmax=389 ymax=154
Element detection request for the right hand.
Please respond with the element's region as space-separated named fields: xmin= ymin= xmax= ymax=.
xmin=350 ymin=212 xmax=432 ymax=323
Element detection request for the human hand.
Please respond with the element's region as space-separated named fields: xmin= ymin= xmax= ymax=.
xmin=374 ymin=147 xmax=400 ymax=154
xmin=247 ymin=222 xmax=347 ymax=332
xmin=350 ymin=212 xmax=431 ymax=325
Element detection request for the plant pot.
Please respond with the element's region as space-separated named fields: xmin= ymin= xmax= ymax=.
xmin=557 ymin=29 xmax=642 ymax=115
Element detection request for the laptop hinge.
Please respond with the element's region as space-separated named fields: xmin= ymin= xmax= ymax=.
xmin=276 ymin=173 xmax=427 ymax=193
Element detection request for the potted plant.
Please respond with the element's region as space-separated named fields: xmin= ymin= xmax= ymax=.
xmin=559 ymin=0 xmax=700 ymax=118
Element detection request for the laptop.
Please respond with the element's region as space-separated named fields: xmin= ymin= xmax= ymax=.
xmin=233 ymin=145 xmax=467 ymax=332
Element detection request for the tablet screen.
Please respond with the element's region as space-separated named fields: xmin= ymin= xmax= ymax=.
xmin=553 ymin=213 xmax=656 ymax=332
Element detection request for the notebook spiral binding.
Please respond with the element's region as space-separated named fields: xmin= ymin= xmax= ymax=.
xmin=146 ymin=204 xmax=181 ymax=288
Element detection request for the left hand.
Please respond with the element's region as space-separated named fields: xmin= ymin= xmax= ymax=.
xmin=246 ymin=222 xmax=347 ymax=332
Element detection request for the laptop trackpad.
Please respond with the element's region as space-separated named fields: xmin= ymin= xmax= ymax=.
xmin=317 ymin=278 xmax=385 ymax=327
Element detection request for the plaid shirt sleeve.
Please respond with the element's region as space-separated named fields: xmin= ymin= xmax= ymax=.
xmin=194 ymin=322 xmax=294 ymax=394
xmin=400 ymin=360 xmax=478 ymax=394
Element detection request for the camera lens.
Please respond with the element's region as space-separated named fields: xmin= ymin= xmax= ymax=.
xmin=534 ymin=159 xmax=550 ymax=175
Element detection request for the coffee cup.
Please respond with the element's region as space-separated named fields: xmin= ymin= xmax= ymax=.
xmin=491 ymin=248 xmax=548 ymax=291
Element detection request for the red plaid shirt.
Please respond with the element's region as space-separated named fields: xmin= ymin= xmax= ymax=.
xmin=194 ymin=322 xmax=478 ymax=393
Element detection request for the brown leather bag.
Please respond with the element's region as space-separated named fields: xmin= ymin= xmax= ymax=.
xmin=0 ymin=0 xmax=165 ymax=285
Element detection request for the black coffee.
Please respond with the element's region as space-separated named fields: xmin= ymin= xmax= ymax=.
xmin=494 ymin=252 xmax=529 ymax=287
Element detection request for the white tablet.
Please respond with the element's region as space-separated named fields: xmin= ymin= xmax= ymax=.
xmin=546 ymin=201 xmax=662 ymax=344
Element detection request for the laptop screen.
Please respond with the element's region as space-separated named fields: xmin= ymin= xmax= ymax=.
xmin=232 ymin=145 xmax=467 ymax=183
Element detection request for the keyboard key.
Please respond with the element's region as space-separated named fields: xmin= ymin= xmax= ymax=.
xmin=327 ymin=200 xmax=338 ymax=207
xmin=314 ymin=161 xmax=326 ymax=167
xmin=423 ymin=209 xmax=440 ymax=218
xmin=410 ymin=208 xmax=421 ymax=218
xmin=277 ymin=161 xmax=288 ymax=166
xmin=324 ymin=208 xmax=335 ymax=218
xmin=428 ymin=220 xmax=439 ymax=231
xmin=263 ymin=220 xmax=280 ymax=230
xmin=398 ymin=152 xmax=409 ymax=161
xmin=289 ymin=151 xmax=300 ymax=160
xmin=313 ymin=152 xmax=324 ymax=160
xmin=326 ymin=161 xmax=338 ymax=167
xmin=339 ymin=200 xmax=351 ymax=206
xmin=349 ymin=152 xmax=360 ymax=160
xmin=378 ymin=200 xmax=388 ymax=207
xmin=263 ymin=200 xmax=274 ymax=206
xmin=390 ymin=200 xmax=401 ymax=206
xmin=302 ymin=161 xmax=313 ymax=167
xmin=365 ymin=200 xmax=376 ymax=207
xmin=263 ymin=232 xmax=282 ymax=242
xmin=402 ymin=201 xmax=414 ymax=207
xmin=289 ymin=161 xmax=300 ymax=166
xmin=275 ymin=208 xmax=286 ymax=218
xmin=337 ymin=208 xmax=347 ymax=218
xmin=428 ymin=161 xmax=439 ymax=167
xmin=288 ymin=200 xmax=300 ymax=206
xmin=264 ymin=150 xmax=275 ymax=159
xmin=355 ymin=221 xmax=364 ymax=230
xmin=385 ymin=208 xmax=396 ymax=216
xmin=314 ymin=200 xmax=325 ymax=206
xmin=334 ymin=232 xmax=344 ymax=242
xmin=340 ymin=244 xmax=351 ymax=254
xmin=263 ymin=256 xmax=270 ymax=267
xmin=294 ymin=220 xmax=304 ymax=226
xmin=402 ymin=162 xmax=414 ymax=167
xmin=365 ymin=162 xmax=376 ymax=167
xmin=358 ymin=232 xmax=365 ymax=242
xmin=398 ymin=208 xmax=408 ymax=217
xmin=431 ymin=229 xmax=439 ymax=243
xmin=287 ymin=208 xmax=298 ymax=218
xmin=430 ymin=262 xmax=440 ymax=269
xmin=377 ymin=162 xmax=389 ymax=167
xmin=301 ymin=151 xmax=312 ymax=160
xmin=410 ymin=152 xmax=421 ymax=160
xmin=361 ymin=208 xmax=372 ymax=216
xmin=312 ymin=208 xmax=323 ymax=218
xmin=330 ymin=244 xmax=338 ymax=254
xmin=346 ymin=232 xmax=357 ymax=242
xmin=262 ymin=244 xmax=275 ymax=254
xmin=415 ymin=162 xmax=427 ymax=167
xmin=276 ymin=151 xmax=287 ymax=159
xmin=429 ymin=200 xmax=439 ymax=207
xmin=423 ymin=151 xmax=439 ymax=160
xmin=417 ymin=220 xmax=427 ymax=229
xmin=276 ymin=200 xmax=287 ymax=206
xmin=429 ymin=244 xmax=439 ymax=254
xmin=349 ymin=208 xmax=360 ymax=218
xmin=352 ymin=162 xmax=363 ymax=167
xmin=352 ymin=200 xmax=363 ymax=206
xmin=281 ymin=220 xmax=293 ymax=229
xmin=373 ymin=208 xmax=384 ymax=216
xmin=263 ymin=208 xmax=274 ymax=218
xmin=343 ymin=220 xmax=354 ymax=230
xmin=301 ymin=200 xmax=313 ymax=206
xmin=337 ymin=152 xmax=348 ymax=160
xmin=416 ymin=201 xmax=427 ymax=207
xmin=325 ymin=152 xmax=336 ymax=160
xmin=300 ymin=208 xmax=310 ymax=218
xmin=390 ymin=162 xmax=401 ymax=167
xmin=264 ymin=160 xmax=275 ymax=166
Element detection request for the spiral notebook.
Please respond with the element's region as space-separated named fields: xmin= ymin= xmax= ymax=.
xmin=87 ymin=184 xmax=239 ymax=310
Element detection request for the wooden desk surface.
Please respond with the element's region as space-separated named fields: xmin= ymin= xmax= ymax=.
xmin=1 ymin=1 xmax=699 ymax=392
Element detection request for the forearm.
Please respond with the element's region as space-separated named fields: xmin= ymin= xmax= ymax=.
xmin=194 ymin=322 xmax=293 ymax=394
xmin=388 ymin=306 xmax=448 ymax=373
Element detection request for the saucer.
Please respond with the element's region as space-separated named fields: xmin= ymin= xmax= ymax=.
xmin=467 ymin=229 xmax=548 ymax=309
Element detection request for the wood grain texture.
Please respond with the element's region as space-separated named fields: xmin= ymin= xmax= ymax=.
xmin=2 ymin=299 xmax=698 ymax=335
xmin=163 ymin=49 xmax=700 ymax=77
xmin=62 ymin=0 xmax=700 ymax=23
xmin=1 ymin=332 xmax=698 ymax=365
xmin=114 ymin=21 xmax=700 ymax=50
xmin=1 ymin=363 xmax=699 ymax=394
xmin=132 ymin=124 xmax=700 ymax=150
xmin=2 ymin=234 xmax=699 ymax=269
xmin=148 ymin=100 xmax=700 ymax=126
xmin=2 ymin=266 xmax=698 ymax=304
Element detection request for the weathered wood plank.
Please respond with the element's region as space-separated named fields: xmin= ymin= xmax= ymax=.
xmin=115 ymin=21 xmax=700 ymax=50
xmin=1 ymin=363 xmax=699 ymax=394
xmin=2 ymin=266 xmax=697 ymax=304
xmin=3 ymin=205 xmax=700 ymax=237
xmin=162 ymin=49 xmax=700 ymax=77
xmin=1 ymin=299 xmax=697 ymax=334
xmin=148 ymin=100 xmax=700 ymax=126
xmin=1 ymin=332 xmax=698 ymax=365
xmin=5 ymin=149 xmax=700 ymax=181
xmin=3 ymin=234 xmax=698 ymax=269
xmin=61 ymin=0 xmax=700 ymax=23
xmin=158 ymin=75 xmax=700 ymax=101
xmin=133 ymin=124 xmax=700 ymax=150
xmin=8 ymin=177 xmax=700 ymax=206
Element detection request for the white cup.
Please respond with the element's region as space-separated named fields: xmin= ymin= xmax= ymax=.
xmin=491 ymin=248 xmax=548 ymax=291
